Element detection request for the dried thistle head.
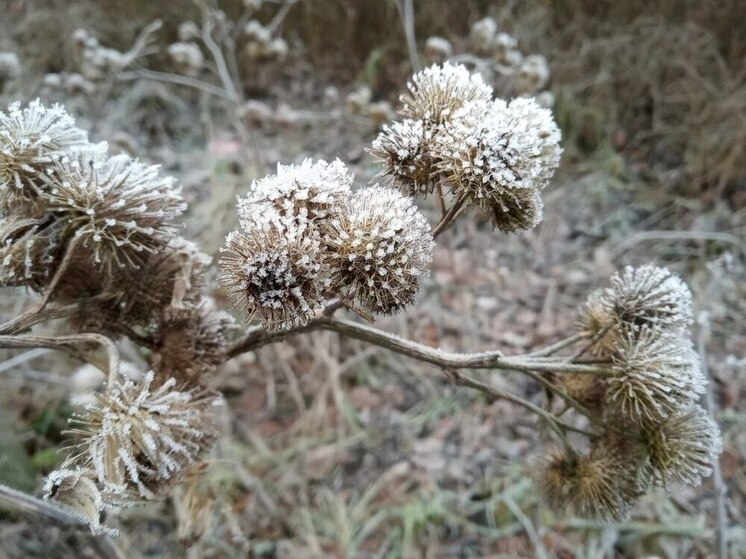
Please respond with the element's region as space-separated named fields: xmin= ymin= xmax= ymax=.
xmin=151 ymin=304 xmax=231 ymax=381
xmin=219 ymin=224 xmax=326 ymax=330
xmin=370 ymin=118 xmax=441 ymax=197
xmin=0 ymin=100 xmax=102 ymax=215
xmin=0 ymin=216 xmax=62 ymax=290
xmin=557 ymin=373 xmax=607 ymax=412
xmin=576 ymin=290 xmax=617 ymax=356
xmin=237 ymin=158 xmax=352 ymax=232
xmin=43 ymin=465 xmax=121 ymax=536
xmin=68 ymin=371 xmax=220 ymax=499
xmin=325 ymin=186 xmax=434 ymax=315
xmin=400 ymin=62 xmax=493 ymax=126
xmin=607 ymin=327 xmax=706 ymax=426
xmin=434 ymin=97 xmax=561 ymax=232
xmin=603 ymin=265 xmax=694 ymax=335
xmin=42 ymin=152 xmax=186 ymax=271
xmin=535 ymin=446 xmax=635 ymax=521
xmin=644 ymin=406 xmax=722 ymax=487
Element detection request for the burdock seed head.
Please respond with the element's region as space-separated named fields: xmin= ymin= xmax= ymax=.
xmin=325 ymin=185 xmax=434 ymax=315
xmin=68 ymin=371 xmax=220 ymax=499
xmin=434 ymin=97 xmax=561 ymax=232
xmin=603 ymin=264 xmax=694 ymax=335
xmin=644 ymin=405 xmax=722 ymax=487
xmin=370 ymin=118 xmax=441 ymax=197
xmin=219 ymin=223 xmax=326 ymax=330
xmin=607 ymin=326 xmax=706 ymax=426
xmin=0 ymin=99 xmax=103 ymax=215
xmin=237 ymin=158 xmax=353 ymax=233
xmin=400 ymin=62 xmax=493 ymax=126
xmin=535 ymin=446 xmax=636 ymax=521
xmin=42 ymin=152 xmax=186 ymax=271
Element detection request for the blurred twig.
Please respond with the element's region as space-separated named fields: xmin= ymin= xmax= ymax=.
xmin=0 ymin=483 xmax=87 ymax=528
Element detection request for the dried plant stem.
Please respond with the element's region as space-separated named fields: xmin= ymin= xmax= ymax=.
xmin=228 ymin=314 xmax=616 ymax=378
xmin=446 ymin=369 xmax=579 ymax=447
xmin=0 ymin=333 xmax=120 ymax=384
xmin=432 ymin=193 xmax=468 ymax=238
xmin=0 ymin=483 xmax=87 ymax=528
xmin=567 ymin=325 xmax=612 ymax=362
xmin=526 ymin=333 xmax=583 ymax=357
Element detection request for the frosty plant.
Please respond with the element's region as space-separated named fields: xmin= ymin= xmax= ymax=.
xmin=0 ymin=63 xmax=721 ymax=535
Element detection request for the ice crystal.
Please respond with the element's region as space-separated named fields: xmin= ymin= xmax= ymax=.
xmin=42 ymin=152 xmax=186 ymax=270
xmin=602 ymin=265 xmax=693 ymax=335
xmin=219 ymin=224 xmax=326 ymax=330
xmin=68 ymin=371 xmax=219 ymax=499
xmin=644 ymin=405 xmax=722 ymax=487
xmin=0 ymin=216 xmax=61 ymax=289
xmin=607 ymin=327 xmax=706 ymax=426
xmin=0 ymin=99 xmax=101 ymax=213
xmin=435 ymin=97 xmax=560 ymax=232
xmin=536 ymin=447 xmax=636 ymax=521
xmin=370 ymin=118 xmax=441 ymax=196
xmin=400 ymin=62 xmax=493 ymax=126
xmin=237 ymin=158 xmax=352 ymax=233
xmin=325 ymin=186 xmax=434 ymax=314
xmin=43 ymin=464 xmax=121 ymax=536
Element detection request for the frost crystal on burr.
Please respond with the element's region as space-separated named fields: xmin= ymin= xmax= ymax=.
xmin=434 ymin=97 xmax=561 ymax=231
xmin=219 ymin=224 xmax=326 ymax=330
xmin=400 ymin=62 xmax=493 ymax=125
xmin=0 ymin=99 xmax=102 ymax=213
xmin=371 ymin=118 xmax=439 ymax=196
xmin=325 ymin=186 xmax=434 ymax=314
xmin=644 ymin=405 xmax=722 ymax=487
xmin=237 ymin=158 xmax=352 ymax=232
xmin=68 ymin=371 xmax=219 ymax=499
xmin=42 ymin=152 xmax=186 ymax=270
xmin=607 ymin=327 xmax=706 ymax=425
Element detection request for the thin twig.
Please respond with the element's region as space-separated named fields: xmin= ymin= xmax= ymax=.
xmin=566 ymin=324 xmax=612 ymax=363
xmin=120 ymin=68 xmax=234 ymax=100
xmin=0 ymin=483 xmax=87 ymax=528
xmin=432 ymin=193 xmax=468 ymax=238
xmin=395 ymin=0 xmax=421 ymax=70
xmin=526 ymin=333 xmax=583 ymax=357
xmin=0 ymin=334 xmax=120 ymax=384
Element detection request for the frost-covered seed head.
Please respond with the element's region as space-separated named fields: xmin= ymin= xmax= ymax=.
xmin=43 ymin=465 xmax=121 ymax=536
xmin=42 ymin=152 xmax=186 ymax=271
xmin=0 ymin=100 xmax=101 ymax=214
xmin=435 ymin=97 xmax=561 ymax=232
xmin=151 ymin=304 xmax=231 ymax=381
xmin=602 ymin=265 xmax=693 ymax=336
xmin=177 ymin=21 xmax=201 ymax=42
xmin=644 ymin=406 xmax=722 ymax=487
xmin=0 ymin=217 xmax=62 ymax=290
xmin=219 ymin=224 xmax=326 ymax=330
xmin=68 ymin=371 xmax=220 ymax=499
xmin=325 ymin=186 xmax=434 ymax=315
xmin=370 ymin=119 xmax=441 ymax=196
xmin=469 ymin=17 xmax=498 ymax=54
xmin=515 ymin=55 xmax=551 ymax=95
xmin=237 ymin=158 xmax=352 ymax=233
xmin=424 ymin=36 xmax=453 ymax=62
xmin=557 ymin=372 xmax=607 ymax=412
xmin=400 ymin=62 xmax=493 ymax=126
xmin=535 ymin=447 xmax=636 ymax=521
xmin=607 ymin=327 xmax=706 ymax=426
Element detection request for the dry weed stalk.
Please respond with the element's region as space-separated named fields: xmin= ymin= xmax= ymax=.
xmin=0 ymin=61 xmax=721 ymax=535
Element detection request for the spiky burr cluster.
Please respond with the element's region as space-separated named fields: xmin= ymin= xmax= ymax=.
xmin=537 ymin=264 xmax=721 ymax=521
xmin=0 ymin=100 xmax=228 ymax=534
xmin=372 ymin=62 xmax=561 ymax=234
xmin=221 ymin=160 xmax=434 ymax=330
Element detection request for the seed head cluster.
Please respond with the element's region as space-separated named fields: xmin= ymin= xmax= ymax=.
xmin=537 ymin=264 xmax=721 ymax=521
xmin=221 ymin=160 xmax=434 ymax=329
xmin=372 ymin=63 xmax=561 ymax=233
